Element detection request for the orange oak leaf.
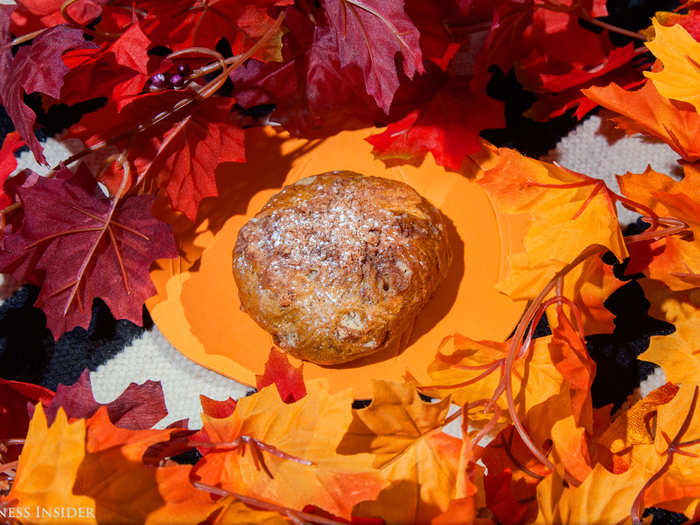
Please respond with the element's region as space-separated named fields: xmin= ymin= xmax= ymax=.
xmin=336 ymin=381 xmax=463 ymax=524
xmin=478 ymin=147 xmax=627 ymax=300
xmin=645 ymin=19 xmax=700 ymax=114
xmin=637 ymin=279 xmax=700 ymax=384
xmin=583 ymin=79 xmax=700 ymax=162
xmin=193 ymin=381 xmax=384 ymax=520
xmin=618 ymin=167 xmax=700 ymax=291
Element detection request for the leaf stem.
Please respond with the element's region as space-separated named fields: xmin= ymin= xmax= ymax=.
xmin=193 ymin=482 xmax=347 ymax=525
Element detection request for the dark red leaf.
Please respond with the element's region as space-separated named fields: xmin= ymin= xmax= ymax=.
xmin=484 ymin=469 xmax=529 ymax=525
xmin=0 ymin=25 xmax=97 ymax=165
xmin=200 ymin=395 xmax=237 ymax=418
xmin=0 ymin=167 xmax=177 ymax=338
xmin=256 ymin=347 xmax=306 ymax=403
xmin=0 ymin=378 xmax=54 ymax=462
xmin=320 ymin=0 xmax=423 ymax=112
xmin=366 ymin=79 xmax=504 ymax=170
xmin=40 ymin=369 xmax=168 ymax=430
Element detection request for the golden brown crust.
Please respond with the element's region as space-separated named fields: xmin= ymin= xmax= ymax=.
xmin=232 ymin=171 xmax=452 ymax=365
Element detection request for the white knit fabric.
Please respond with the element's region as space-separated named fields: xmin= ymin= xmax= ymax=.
xmin=2 ymin=113 xmax=677 ymax=429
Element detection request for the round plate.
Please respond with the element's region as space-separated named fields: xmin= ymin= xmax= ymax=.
xmin=147 ymin=127 xmax=528 ymax=398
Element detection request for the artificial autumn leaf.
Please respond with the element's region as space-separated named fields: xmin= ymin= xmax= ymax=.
xmin=650 ymin=9 xmax=700 ymax=41
xmin=0 ymin=131 xmax=25 ymax=209
xmin=255 ymin=347 xmax=306 ymax=404
xmin=637 ymin=382 xmax=700 ymax=518
xmin=597 ymin=381 xmax=680 ymax=472
xmin=4 ymin=405 xmax=95 ymax=523
xmin=0 ymin=25 xmax=97 ymax=165
xmin=424 ymin=334 xmax=563 ymax=428
xmin=320 ymin=0 xmax=423 ymax=113
xmin=39 ymin=369 xmax=167 ymax=430
xmin=535 ymin=464 xmax=646 ymax=525
xmin=10 ymin=0 xmax=106 ymax=33
xmin=140 ymin=0 xmax=288 ymax=60
xmin=481 ymin=426 xmax=550 ymax=525
xmin=403 ymin=0 xmax=462 ymax=70
xmin=560 ymin=255 xmax=624 ymax=335
xmin=548 ymin=310 xmax=595 ymax=431
xmin=230 ymin=8 xmax=390 ymax=137
xmin=366 ymin=79 xmax=504 ymax=170
xmin=193 ymin=382 xmax=384 ymax=520
xmin=645 ymin=19 xmax=700 ymax=114
xmin=637 ymin=279 xmax=700 ymax=384
xmin=71 ymin=92 xmax=246 ymax=221
xmin=0 ymin=378 xmax=54 ymax=463
xmin=209 ymin=496 xmax=293 ymax=524
xmin=72 ymin=408 xmax=220 ymax=525
xmin=335 ymin=381 xmax=463 ymax=524
xmin=617 ymin=166 xmax=700 ymax=290
xmin=200 ymin=395 xmax=237 ymax=419
xmin=0 ymin=168 xmax=177 ymax=338
xmin=583 ymin=79 xmax=700 ymax=162
xmin=478 ymin=147 xmax=627 ymax=300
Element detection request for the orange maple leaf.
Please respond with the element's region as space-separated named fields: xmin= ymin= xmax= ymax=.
xmin=478 ymin=147 xmax=627 ymax=301
xmin=583 ymin=79 xmax=700 ymax=162
xmin=192 ymin=381 xmax=385 ymax=520
xmin=638 ymin=279 xmax=700 ymax=385
xmin=335 ymin=381 xmax=466 ymax=524
xmin=618 ymin=167 xmax=700 ymax=291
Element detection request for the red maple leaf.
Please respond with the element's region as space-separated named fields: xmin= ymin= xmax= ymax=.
xmin=0 ymin=378 xmax=54 ymax=462
xmin=256 ymin=347 xmax=306 ymax=403
xmin=10 ymin=0 xmax=107 ymax=33
xmin=139 ymin=0 xmax=291 ymax=55
xmin=0 ymin=132 xmax=25 ymax=209
xmin=0 ymin=24 xmax=97 ymax=165
xmin=0 ymin=167 xmax=177 ymax=338
xmin=70 ymin=91 xmax=245 ymax=221
xmin=366 ymin=79 xmax=504 ymax=170
xmin=39 ymin=369 xmax=168 ymax=429
xmin=200 ymin=395 xmax=237 ymax=418
xmin=321 ymin=0 xmax=424 ymax=112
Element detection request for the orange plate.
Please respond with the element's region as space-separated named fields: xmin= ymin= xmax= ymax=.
xmin=147 ymin=127 xmax=528 ymax=398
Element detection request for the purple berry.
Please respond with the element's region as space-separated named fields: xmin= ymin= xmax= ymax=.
xmin=150 ymin=73 xmax=166 ymax=88
xmin=170 ymin=73 xmax=185 ymax=88
xmin=177 ymin=63 xmax=190 ymax=76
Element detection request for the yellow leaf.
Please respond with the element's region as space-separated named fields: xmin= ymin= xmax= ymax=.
xmin=645 ymin=19 xmax=700 ymax=113
xmin=337 ymin=381 xmax=463 ymax=524
xmin=193 ymin=381 xmax=384 ymax=520
xmin=638 ymin=279 xmax=700 ymax=383
xmin=618 ymin=166 xmax=700 ymax=291
xmin=479 ymin=147 xmax=627 ymax=300
xmin=6 ymin=405 xmax=96 ymax=524
xmin=536 ymin=465 xmax=646 ymax=525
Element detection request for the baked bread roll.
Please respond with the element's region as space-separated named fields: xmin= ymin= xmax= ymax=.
xmin=232 ymin=171 xmax=452 ymax=365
